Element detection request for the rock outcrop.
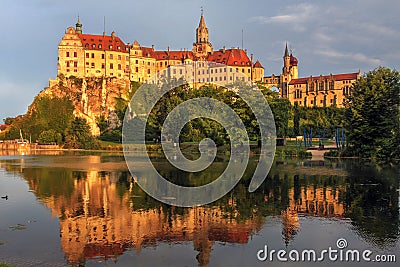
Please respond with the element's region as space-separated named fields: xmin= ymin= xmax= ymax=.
xmin=46 ymin=76 xmax=131 ymax=135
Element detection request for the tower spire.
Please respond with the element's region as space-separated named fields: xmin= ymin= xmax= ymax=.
xmin=284 ymin=42 xmax=289 ymax=57
xmin=193 ymin=10 xmax=213 ymax=59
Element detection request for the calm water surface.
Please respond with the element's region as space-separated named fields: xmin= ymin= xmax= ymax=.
xmin=0 ymin=151 xmax=399 ymax=266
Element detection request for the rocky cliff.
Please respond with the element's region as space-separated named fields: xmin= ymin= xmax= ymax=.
xmin=45 ymin=76 xmax=131 ymax=135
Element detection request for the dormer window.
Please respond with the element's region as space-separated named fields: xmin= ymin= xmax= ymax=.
xmin=92 ymin=44 xmax=96 ymax=49
xmin=117 ymin=46 xmax=121 ymax=51
xmin=99 ymin=44 xmax=102 ymax=49
xmin=109 ymin=45 xmax=113 ymax=49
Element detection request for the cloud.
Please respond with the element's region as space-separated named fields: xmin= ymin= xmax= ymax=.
xmin=248 ymin=3 xmax=317 ymax=32
xmin=315 ymin=49 xmax=383 ymax=66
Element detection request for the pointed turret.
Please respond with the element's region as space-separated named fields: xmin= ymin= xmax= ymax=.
xmin=199 ymin=14 xmax=206 ymax=28
xmin=284 ymin=43 xmax=289 ymax=57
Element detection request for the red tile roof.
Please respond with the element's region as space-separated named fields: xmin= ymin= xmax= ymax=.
xmin=78 ymin=33 xmax=128 ymax=53
xmin=152 ymin=50 xmax=194 ymax=61
xmin=207 ymin=48 xmax=252 ymax=67
xmin=253 ymin=60 xmax=263 ymax=68
xmin=289 ymin=72 xmax=359 ymax=85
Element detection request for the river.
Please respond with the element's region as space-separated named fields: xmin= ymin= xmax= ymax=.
xmin=0 ymin=151 xmax=399 ymax=266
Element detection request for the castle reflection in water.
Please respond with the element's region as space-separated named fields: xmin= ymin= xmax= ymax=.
xmin=4 ymin=154 xmax=398 ymax=266
xmin=24 ymin=166 xmax=343 ymax=265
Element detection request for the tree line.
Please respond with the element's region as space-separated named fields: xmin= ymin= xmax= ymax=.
xmin=1 ymin=67 xmax=398 ymax=162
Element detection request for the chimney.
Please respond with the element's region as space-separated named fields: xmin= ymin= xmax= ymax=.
xmin=152 ymin=44 xmax=155 ymax=50
xmin=223 ymin=46 xmax=226 ymax=53
xmin=111 ymin=31 xmax=115 ymax=40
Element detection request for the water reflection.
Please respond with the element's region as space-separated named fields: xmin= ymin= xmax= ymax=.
xmin=0 ymin=154 xmax=399 ymax=266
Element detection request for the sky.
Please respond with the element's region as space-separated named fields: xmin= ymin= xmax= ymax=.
xmin=0 ymin=0 xmax=399 ymax=119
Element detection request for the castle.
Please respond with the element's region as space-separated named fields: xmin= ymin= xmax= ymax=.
xmin=56 ymin=14 xmax=360 ymax=108
xmin=263 ymin=43 xmax=360 ymax=108
xmin=56 ymin=14 xmax=264 ymax=85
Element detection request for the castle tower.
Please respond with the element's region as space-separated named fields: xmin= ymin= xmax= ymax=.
xmin=290 ymin=52 xmax=298 ymax=79
xmin=193 ymin=10 xmax=213 ymax=59
xmin=282 ymin=43 xmax=290 ymax=75
xmin=75 ymin=17 xmax=82 ymax=34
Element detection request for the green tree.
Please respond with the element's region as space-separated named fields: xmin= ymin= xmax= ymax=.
xmin=345 ymin=67 xmax=400 ymax=162
xmin=64 ymin=117 xmax=100 ymax=149
xmin=37 ymin=129 xmax=62 ymax=144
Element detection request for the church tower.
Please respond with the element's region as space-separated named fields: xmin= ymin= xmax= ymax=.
xmin=193 ymin=10 xmax=213 ymax=59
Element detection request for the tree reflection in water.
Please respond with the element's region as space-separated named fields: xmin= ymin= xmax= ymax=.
xmin=1 ymin=155 xmax=398 ymax=266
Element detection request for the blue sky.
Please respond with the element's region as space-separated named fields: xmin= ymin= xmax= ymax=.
xmin=1 ymin=0 xmax=399 ymax=119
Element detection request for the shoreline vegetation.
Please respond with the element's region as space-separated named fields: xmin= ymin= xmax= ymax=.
xmin=1 ymin=67 xmax=399 ymax=164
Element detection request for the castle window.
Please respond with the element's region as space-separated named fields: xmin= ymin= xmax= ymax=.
xmin=319 ymin=82 xmax=324 ymax=91
xmin=110 ymin=63 xmax=114 ymax=69
xmin=91 ymin=53 xmax=94 ymax=58
xmin=74 ymin=52 xmax=77 ymax=57
xmin=66 ymin=52 xmax=70 ymax=57
xmin=126 ymin=56 xmax=129 ymax=61
xmin=242 ymin=69 xmax=245 ymax=73
xmin=110 ymin=54 xmax=113 ymax=59
xmin=118 ymin=55 xmax=121 ymax=60
xmin=135 ymin=67 xmax=138 ymax=72
xmin=74 ymin=62 xmax=77 ymax=67
xmin=102 ymin=54 xmax=105 ymax=59
xmin=136 ymin=60 xmax=139 ymax=64
xmin=66 ymin=61 xmax=70 ymax=67
xmin=102 ymin=63 xmax=105 ymax=69
xmin=118 ymin=64 xmax=121 ymax=70
xmin=224 ymin=68 xmax=226 ymax=72
xmin=91 ymin=63 xmax=95 ymax=68
xmin=180 ymin=69 xmax=183 ymax=75
xmin=148 ymin=69 xmax=151 ymax=74
xmin=248 ymin=69 xmax=250 ymax=73
xmin=329 ymin=81 xmax=334 ymax=90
